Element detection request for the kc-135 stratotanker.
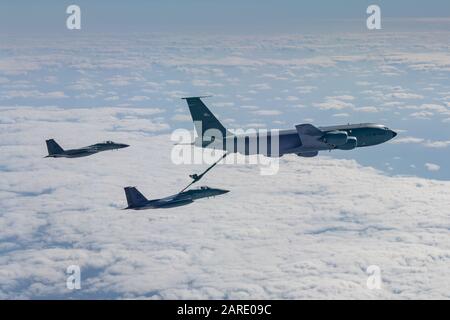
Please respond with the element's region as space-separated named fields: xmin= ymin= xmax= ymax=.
xmin=183 ymin=97 xmax=397 ymax=157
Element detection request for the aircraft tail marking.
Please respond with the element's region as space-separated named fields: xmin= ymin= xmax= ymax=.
xmin=182 ymin=97 xmax=231 ymax=139
xmin=46 ymin=139 xmax=64 ymax=155
xmin=124 ymin=187 xmax=148 ymax=207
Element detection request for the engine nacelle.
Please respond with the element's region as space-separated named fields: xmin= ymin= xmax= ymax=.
xmin=297 ymin=151 xmax=318 ymax=157
xmin=321 ymin=131 xmax=348 ymax=146
xmin=337 ymin=136 xmax=357 ymax=150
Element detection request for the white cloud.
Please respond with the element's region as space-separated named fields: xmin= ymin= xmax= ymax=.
xmin=129 ymin=96 xmax=150 ymax=102
xmin=424 ymin=163 xmax=440 ymax=171
xmin=250 ymin=83 xmax=272 ymax=90
xmin=105 ymin=96 xmax=120 ymax=101
xmin=260 ymin=73 xmax=288 ymax=81
xmin=423 ymin=140 xmax=450 ymax=148
xmin=286 ymin=96 xmax=299 ymax=101
xmin=332 ymin=113 xmax=349 ymax=117
xmin=388 ymin=92 xmax=424 ymax=100
xmin=252 ymin=110 xmax=282 ymax=116
xmin=191 ymin=79 xmax=223 ymax=87
xmin=171 ymin=114 xmax=192 ymax=122
xmin=295 ymin=86 xmax=317 ymax=94
xmin=329 ymin=95 xmax=354 ymax=101
xmin=107 ymin=75 xmax=144 ymax=87
xmin=355 ymin=81 xmax=376 ymax=86
xmin=356 ymin=106 xmax=379 ymax=113
xmin=0 ymin=58 xmax=41 ymax=75
xmin=1 ymin=90 xmax=68 ymax=100
xmin=387 ymin=52 xmax=450 ymax=72
xmin=420 ymin=104 xmax=449 ymax=114
xmin=410 ymin=111 xmax=434 ymax=119
xmin=313 ymin=98 xmax=354 ymax=110
xmin=391 ymin=136 xmax=424 ymax=144
xmin=67 ymin=78 xmax=102 ymax=91
xmin=1 ymin=106 xmax=449 ymax=299
xmin=399 ymin=104 xmax=450 ymax=116
xmin=165 ymin=80 xmax=182 ymax=85
xmin=242 ymin=122 xmax=267 ymax=128
xmin=382 ymin=101 xmax=405 ymax=107
xmin=240 ymin=105 xmax=259 ymax=110
xmin=214 ymin=102 xmax=234 ymax=108
xmin=391 ymin=136 xmax=450 ymax=149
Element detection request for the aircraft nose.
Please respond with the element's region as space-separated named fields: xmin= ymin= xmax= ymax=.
xmin=120 ymin=144 xmax=130 ymax=148
xmin=391 ymin=130 xmax=397 ymax=138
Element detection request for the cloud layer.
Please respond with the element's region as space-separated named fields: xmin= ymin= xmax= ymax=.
xmin=0 ymin=107 xmax=449 ymax=299
xmin=1 ymin=31 xmax=448 ymax=179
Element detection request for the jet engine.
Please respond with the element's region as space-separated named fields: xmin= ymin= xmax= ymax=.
xmin=337 ymin=136 xmax=357 ymax=150
xmin=297 ymin=151 xmax=318 ymax=157
xmin=321 ymin=131 xmax=348 ymax=146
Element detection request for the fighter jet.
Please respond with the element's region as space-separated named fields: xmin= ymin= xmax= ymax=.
xmin=123 ymin=186 xmax=229 ymax=209
xmin=182 ymin=97 xmax=397 ymax=157
xmin=45 ymin=139 xmax=129 ymax=158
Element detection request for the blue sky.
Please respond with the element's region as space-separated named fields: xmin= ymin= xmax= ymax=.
xmin=1 ymin=0 xmax=450 ymax=34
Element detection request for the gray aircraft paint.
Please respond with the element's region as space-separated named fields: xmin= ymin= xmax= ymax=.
xmin=183 ymin=97 xmax=397 ymax=157
xmin=124 ymin=186 xmax=229 ymax=209
xmin=45 ymin=139 xmax=129 ymax=158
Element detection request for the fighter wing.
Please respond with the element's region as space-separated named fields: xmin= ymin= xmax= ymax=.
xmin=158 ymin=198 xmax=194 ymax=208
xmin=76 ymin=145 xmax=99 ymax=153
xmin=295 ymin=124 xmax=328 ymax=149
xmin=67 ymin=147 xmax=98 ymax=156
xmin=158 ymin=195 xmax=193 ymax=208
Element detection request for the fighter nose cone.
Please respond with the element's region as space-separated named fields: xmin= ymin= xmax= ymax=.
xmin=391 ymin=130 xmax=397 ymax=138
xmin=120 ymin=144 xmax=130 ymax=148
